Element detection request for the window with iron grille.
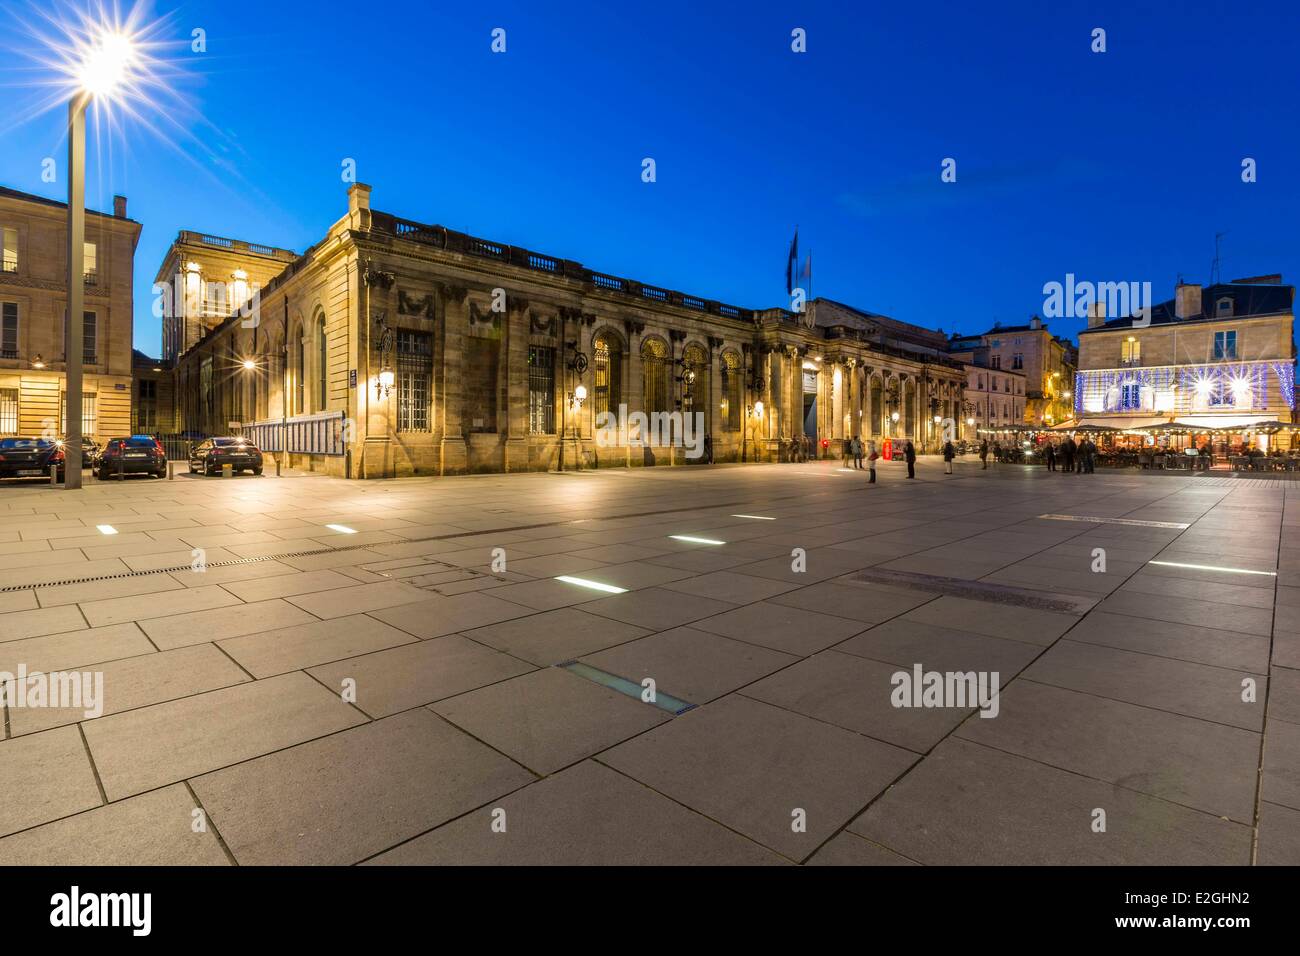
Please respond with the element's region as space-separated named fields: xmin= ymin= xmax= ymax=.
xmin=528 ymin=345 xmax=555 ymax=434
xmin=593 ymin=337 xmax=621 ymax=419
xmin=59 ymin=392 xmax=97 ymax=436
xmin=1 ymin=302 xmax=17 ymax=359
xmin=396 ymin=330 xmax=432 ymax=432
xmin=0 ymin=388 xmax=17 ymax=434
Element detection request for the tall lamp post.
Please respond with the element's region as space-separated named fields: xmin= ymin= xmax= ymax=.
xmin=64 ymin=32 xmax=136 ymax=490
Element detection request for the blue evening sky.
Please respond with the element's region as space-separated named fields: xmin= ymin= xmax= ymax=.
xmin=2 ymin=0 xmax=1297 ymax=358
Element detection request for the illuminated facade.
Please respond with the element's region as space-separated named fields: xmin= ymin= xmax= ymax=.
xmin=163 ymin=184 xmax=964 ymax=477
xmin=1075 ymin=277 xmax=1296 ymax=432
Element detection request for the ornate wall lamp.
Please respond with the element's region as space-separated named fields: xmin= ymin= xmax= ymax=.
xmin=374 ymin=311 xmax=395 ymax=399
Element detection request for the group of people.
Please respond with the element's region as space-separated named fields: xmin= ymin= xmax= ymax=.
xmin=839 ymin=435 xmax=922 ymax=482
xmin=1040 ymin=436 xmax=1098 ymax=473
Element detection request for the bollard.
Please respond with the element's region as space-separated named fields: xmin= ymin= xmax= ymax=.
xmin=168 ymin=461 xmax=175 ymax=480
xmin=222 ymin=463 xmax=233 ymax=479
xmin=50 ymin=464 xmax=58 ymax=487
xmin=275 ymin=458 xmax=281 ymax=477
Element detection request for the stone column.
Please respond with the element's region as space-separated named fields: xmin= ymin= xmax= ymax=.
xmin=503 ymin=296 xmax=530 ymax=472
xmin=438 ymin=283 xmax=469 ymax=475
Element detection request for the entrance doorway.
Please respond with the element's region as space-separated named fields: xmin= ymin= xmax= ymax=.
xmin=802 ymin=369 xmax=818 ymax=444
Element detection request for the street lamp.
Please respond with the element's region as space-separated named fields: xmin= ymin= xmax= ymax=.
xmin=63 ymin=30 xmax=138 ymax=489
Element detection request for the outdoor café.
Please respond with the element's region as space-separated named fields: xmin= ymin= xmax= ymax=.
xmin=1048 ymin=417 xmax=1300 ymax=471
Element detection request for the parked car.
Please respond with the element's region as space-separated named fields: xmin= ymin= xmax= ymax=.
xmin=57 ymin=436 xmax=101 ymax=468
xmin=189 ymin=436 xmax=264 ymax=476
xmin=96 ymin=436 xmax=167 ymax=480
xmin=0 ymin=437 xmax=66 ymax=482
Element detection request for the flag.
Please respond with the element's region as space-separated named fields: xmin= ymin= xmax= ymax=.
xmin=800 ymin=253 xmax=812 ymax=300
xmin=785 ymin=228 xmax=799 ymax=295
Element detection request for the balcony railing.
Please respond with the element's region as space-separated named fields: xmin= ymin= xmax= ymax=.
xmin=1 ymin=261 xmax=17 ymax=274
xmin=371 ymin=212 xmax=757 ymax=324
xmin=83 ymin=272 xmax=98 ymax=286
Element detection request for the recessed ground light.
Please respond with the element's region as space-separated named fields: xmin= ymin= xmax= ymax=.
xmin=730 ymin=514 xmax=776 ymax=520
xmin=326 ymin=524 xmax=357 ymax=534
xmin=1148 ymin=560 xmax=1276 ymax=577
xmin=96 ymin=525 xmax=117 ymax=535
xmin=555 ymin=575 xmax=628 ymax=594
xmin=669 ymin=535 xmax=725 ymax=545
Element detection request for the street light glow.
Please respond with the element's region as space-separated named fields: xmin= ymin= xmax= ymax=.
xmin=77 ymin=31 xmax=136 ymax=97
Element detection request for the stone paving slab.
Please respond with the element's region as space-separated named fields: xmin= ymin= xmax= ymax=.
xmin=0 ymin=784 xmax=229 ymax=866
xmin=217 ymin=613 xmax=418 ymax=678
xmin=307 ymin=635 xmax=535 ymax=718
xmin=0 ymin=622 xmax=154 ymax=675
xmin=82 ymin=672 xmax=366 ymax=800
xmin=432 ymin=667 xmax=669 ymax=775
xmin=367 ymin=760 xmax=785 ymax=866
xmin=833 ymin=618 xmax=1042 ymax=676
xmin=463 ymin=606 xmax=650 ymax=665
xmin=0 ymin=725 xmax=102 ymax=838
xmin=579 ymin=626 xmax=799 ymax=704
xmin=9 ymin=643 xmax=251 ymax=736
xmin=805 ymin=831 xmax=919 ymax=866
xmin=956 ymin=680 xmax=1260 ymax=821
xmin=689 ymin=600 xmax=868 ymax=655
xmin=851 ymin=738 xmax=1252 ymax=865
xmin=192 ymin=709 xmax=533 ymax=865
xmin=602 ymin=694 xmax=916 ymax=861
xmin=1024 ymin=640 xmax=1265 ymax=731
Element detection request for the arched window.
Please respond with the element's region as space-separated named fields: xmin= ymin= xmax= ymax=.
xmin=291 ymin=324 xmax=305 ymax=416
xmin=642 ymin=338 xmax=669 ymax=414
xmin=721 ymin=352 xmax=741 ymax=430
xmin=870 ymin=377 xmax=883 ymax=436
xmin=316 ymin=315 xmax=328 ymax=411
xmin=593 ymin=332 xmax=622 ymax=419
xmin=904 ymin=380 xmax=916 ymax=436
xmin=682 ymin=343 xmax=709 ymax=426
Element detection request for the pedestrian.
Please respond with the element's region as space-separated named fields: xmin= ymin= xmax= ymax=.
xmin=1061 ymin=436 xmax=1076 ymax=473
xmin=942 ymin=439 xmax=955 ymax=475
xmin=1082 ymin=438 xmax=1096 ymax=474
xmin=905 ymin=439 xmax=917 ymax=479
xmin=841 ymin=438 xmax=851 ymax=467
xmin=703 ymin=433 xmax=713 ymax=465
xmin=979 ymin=439 xmax=989 ymax=470
xmin=992 ymin=441 xmax=1002 ymax=466
xmin=1044 ymin=441 xmax=1057 ymax=472
xmin=867 ymin=441 xmax=878 ymax=483
xmin=852 ymin=435 xmax=864 ymax=469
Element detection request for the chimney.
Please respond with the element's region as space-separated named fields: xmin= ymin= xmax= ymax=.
xmin=1175 ymin=282 xmax=1202 ymax=320
xmin=1087 ymin=300 xmax=1106 ymax=329
xmin=348 ymin=182 xmax=372 ymax=231
xmin=113 ymin=195 xmax=127 ymax=218
xmin=1030 ymin=315 xmax=1042 ymax=330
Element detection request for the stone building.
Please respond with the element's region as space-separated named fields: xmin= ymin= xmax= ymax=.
xmin=979 ymin=317 xmax=1076 ymax=426
xmin=165 ymin=184 xmax=966 ymax=477
xmin=0 ymin=186 xmax=139 ymax=441
xmin=131 ymin=349 xmax=176 ymax=435
xmin=1075 ymin=276 xmax=1296 ymax=446
xmin=948 ymin=333 xmax=1027 ymax=441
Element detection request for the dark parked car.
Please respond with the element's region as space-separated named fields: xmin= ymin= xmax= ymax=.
xmin=58 ymin=436 xmax=101 ymax=468
xmin=0 ymin=437 xmax=66 ymax=482
xmin=96 ymin=436 xmax=167 ymax=480
xmin=189 ymin=437 xmax=264 ymax=476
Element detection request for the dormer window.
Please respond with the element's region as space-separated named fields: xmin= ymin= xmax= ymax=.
xmin=1216 ymin=297 xmax=1233 ymax=317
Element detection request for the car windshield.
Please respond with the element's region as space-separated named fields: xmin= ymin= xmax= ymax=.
xmin=213 ymin=438 xmax=249 ymax=446
xmin=0 ymin=438 xmax=52 ymax=450
xmin=122 ymin=438 xmax=157 ymax=448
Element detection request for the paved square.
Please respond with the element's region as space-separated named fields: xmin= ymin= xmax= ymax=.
xmin=0 ymin=457 xmax=1297 ymax=864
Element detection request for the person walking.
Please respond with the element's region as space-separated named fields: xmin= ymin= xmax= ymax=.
xmin=992 ymin=441 xmax=1002 ymax=466
xmin=852 ymin=436 xmax=864 ymax=470
xmin=1061 ymin=436 xmax=1076 ymax=473
xmin=1082 ymin=438 xmax=1096 ymax=474
xmin=703 ymin=432 xmax=714 ymax=465
xmin=979 ymin=439 xmax=989 ymax=470
xmin=867 ymin=441 xmax=878 ymax=484
xmin=841 ymin=438 xmax=851 ymax=467
xmin=904 ymin=439 xmax=917 ymax=479
xmin=942 ymin=439 xmax=955 ymax=475
xmin=1044 ymin=441 xmax=1057 ymax=472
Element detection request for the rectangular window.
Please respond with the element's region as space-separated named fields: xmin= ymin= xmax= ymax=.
xmin=464 ymin=336 xmax=499 ymax=432
xmin=2 ymin=227 xmax=16 ymax=273
xmin=83 ymin=242 xmax=97 ymax=284
xmin=990 ymin=355 xmax=1002 ymax=369
xmin=527 ymin=345 xmax=555 ymax=434
xmin=1119 ymin=383 xmax=1142 ymax=410
xmin=1 ymin=302 xmax=17 ymax=358
xmin=59 ymin=392 xmax=97 ymax=436
xmin=1213 ymin=330 xmax=1237 ymax=360
xmin=396 ymin=330 xmax=432 ymax=432
xmin=0 ymin=387 xmax=17 ymax=434
xmin=1012 ymin=353 xmax=1024 ymax=370
xmin=722 ymin=361 xmax=741 ymax=431
xmin=1121 ymin=338 xmax=1141 ymax=365
xmin=83 ymin=311 xmax=96 ymax=363
xmin=138 ymin=379 xmax=157 ymax=401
